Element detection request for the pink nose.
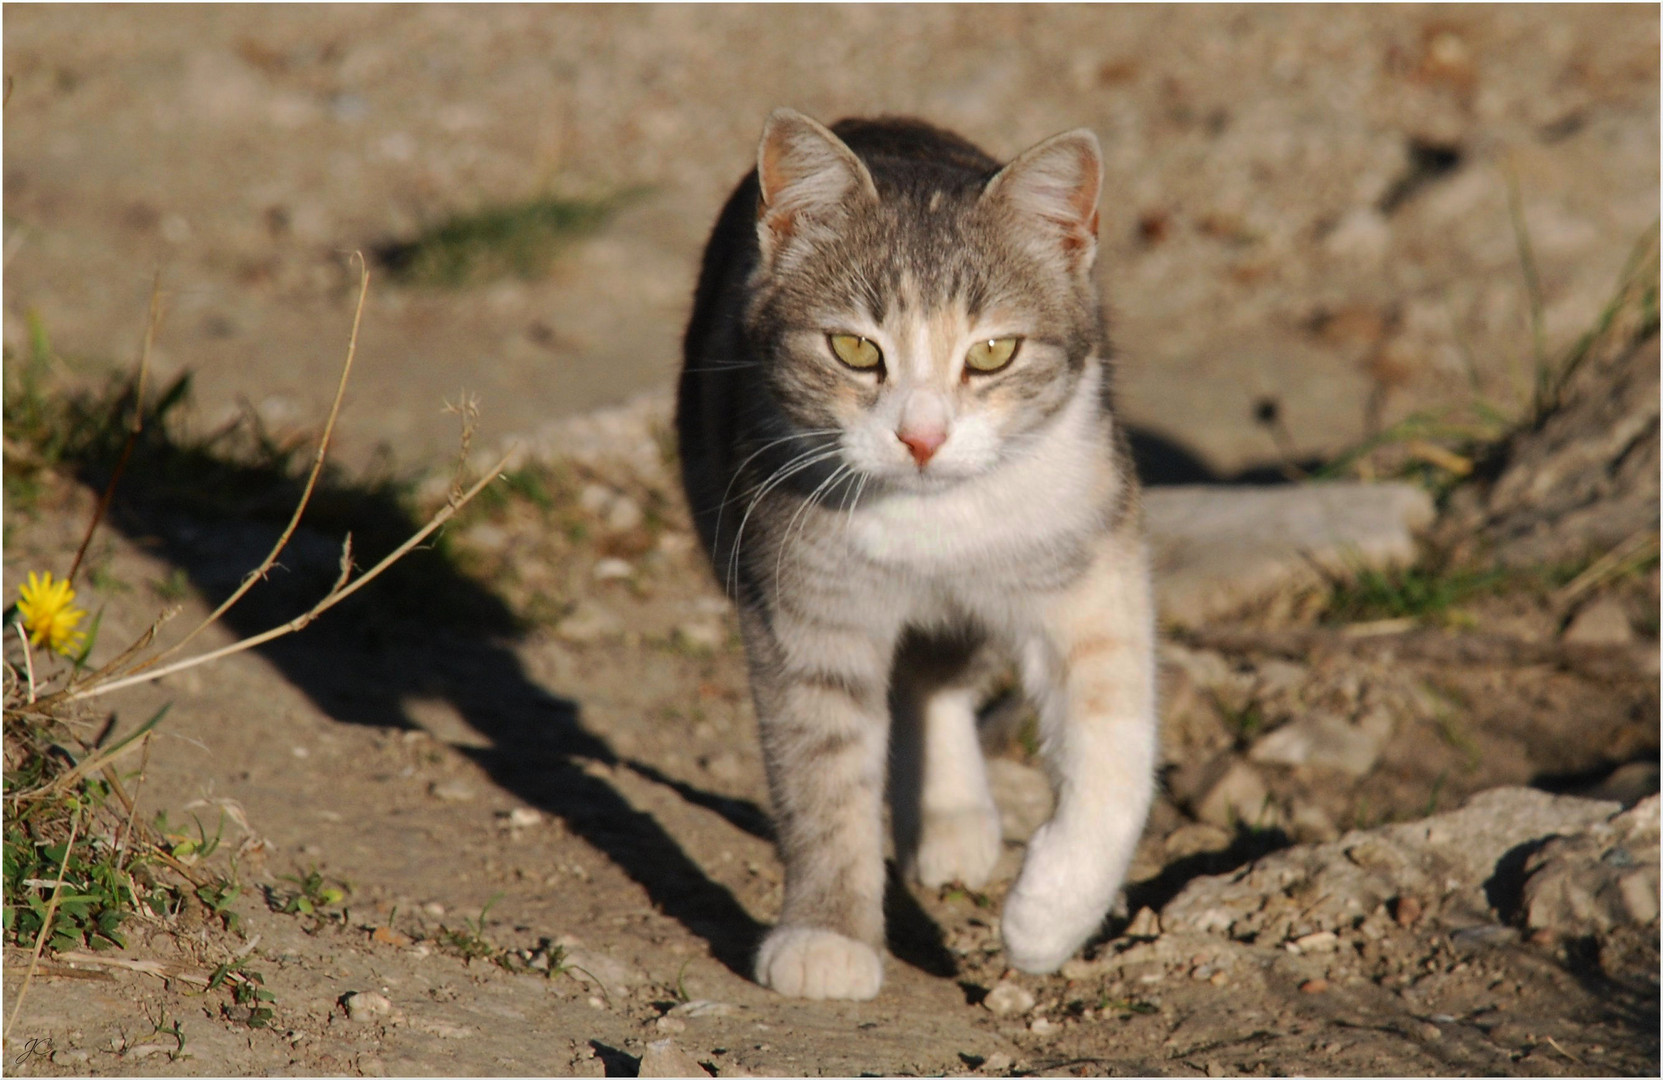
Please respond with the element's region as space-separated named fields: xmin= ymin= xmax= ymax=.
xmin=897 ymin=427 xmax=946 ymax=467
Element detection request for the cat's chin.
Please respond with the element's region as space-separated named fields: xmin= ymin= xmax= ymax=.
xmin=874 ymin=469 xmax=979 ymax=496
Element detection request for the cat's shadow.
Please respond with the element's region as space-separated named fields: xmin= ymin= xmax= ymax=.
xmin=93 ymin=452 xmax=954 ymax=982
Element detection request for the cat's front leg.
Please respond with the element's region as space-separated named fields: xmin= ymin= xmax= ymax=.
xmin=743 ymin=606 xmax=896 ymax=1000
xmin=1001 ymin=536 xmax=1157 ymax=974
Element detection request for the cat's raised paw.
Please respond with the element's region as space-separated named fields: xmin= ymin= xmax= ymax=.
xmin=999 ymin=823 xmax=1110 ymax=973
xmin=755 ymin=927 xmax=883 ymax=1000
xmin=910 ymin=806 xmax=1002 ymax=889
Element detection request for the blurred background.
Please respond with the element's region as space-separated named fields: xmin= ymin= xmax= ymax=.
xmin=5 ymin=4 xmax=1658 ymax=476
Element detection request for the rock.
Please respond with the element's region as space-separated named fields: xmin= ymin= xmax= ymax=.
xmin=985 ymin=758 xmax=1054 ymax=842
xmin=1584 ymin=761 xmax=1661 ymax=807
xmin=605 ymin=496 xmax=645 ymax=532
xmin=563 ymin=948 xmax=644 ymax=995
xmin=1028 ymin=1016 xmax=1057 ymax=1035
xmin=981 ymin=1051 xmax=1014 ymax=1073
xmin=1164 ymin=787 xmax=1619 ymax=943
xmin=502 ymin=807 xmax=543 ymax=829
xmin=1299 ymin=977 xmax=1330 ymax=994
xmin=592 ymin=557 xmax=634 ymax=581
xmin=1290 ymin=930 xmax=1338 ymax=952
xmin=1194 ymin=761 xmax=1279 ymax=829
xmin=1439 ymin=333 xmax=1657 ymax=567
xmin=343 ymin=990 xmax=393 ymax=1022
xmin=1163 ymin=821 xmax=1233 ymax=860
xmin=668 ymin=999 xmax=735 ymax=1019
xmin=1146 ymin=482 xmax=1434 ymax=627
xmin=1248 ymin=707 xmax=1392 ymax=776
xmin=1125 ymin=906 xmax=1162 ymax=939
xmin=1562 ymin=598 xmax=1635 ymax=646
xmin=637 ymin=1038 xmax=707 ymax=1078
xmin=982 ymin=981 xmax=1036 ymax=1017
xmin=1521 ymin=795 xmax=1660 ymax=935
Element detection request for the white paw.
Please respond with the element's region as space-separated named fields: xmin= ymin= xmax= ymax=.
xmin=999 ymin=823 xmax=1111 ymax=974
xmin=755 ymin=927 xmax=884 ymax=1000
xmin=911 ymin=806 xmax=1003 ymax=889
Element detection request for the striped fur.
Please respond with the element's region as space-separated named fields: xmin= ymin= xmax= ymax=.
xmin=678 ymin=109 xmax=1157 ymax=999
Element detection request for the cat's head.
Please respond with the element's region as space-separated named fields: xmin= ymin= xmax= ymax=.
xmin=745 ymin=108 xmax=1106 ymax=491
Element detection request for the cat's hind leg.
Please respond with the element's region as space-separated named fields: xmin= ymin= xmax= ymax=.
xmin=890 ymin=630 xmax=1003 ymax=890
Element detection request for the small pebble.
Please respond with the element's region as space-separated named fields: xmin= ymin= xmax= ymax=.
xmin=983 ymin=981 xmax=1036 ymax=1017
xmin=981 ymin=1051 xmax=1014 ymax=1073
xmin=1292 ymin=930 xmax=1339 ymax=952
xmin=637 ymin=1038 xmax=706 ymax=1078
xmin=654 ymin=1015 xmax=688 ymax=1034
xmin=344 ymin=990 xmax=393 ymax=1021
xmin=1028 ymin=1016 xmax=1057 ymax=1035
xmin=592 ymin=557 xmax=634 ymax=581
xmin=371 ymin=926 xmax=413 ymax=947
xmin=1299 ymin=978 xmax=1329 ymax=995
xmin=429 ymin=780 xmax=476 ymax=803
xmin=1394 ymin=895 xmax=1423 ymax=927
xmin=669 ymin=999 xmax=735 ymax=1018
xmin=503 ymin=807 xmax=542 ymax=829
xmin=123 ymin=1043 xmax=168 ymax=1061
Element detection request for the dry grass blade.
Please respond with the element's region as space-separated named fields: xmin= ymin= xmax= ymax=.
xmin=18 ymin=706 xmax=168 ymax=805
xmin=5 ymin=805 xmax=82 ymax=1039
xmin=1553 ymin=529 xmax=1661 ymax=609
xmin=130 ymin=253 xmax=370 ymax=671
xmin=65 ymin=448 xmax=514 ymax=703
xmin=48 ymin=950 xmax=212 ymax=987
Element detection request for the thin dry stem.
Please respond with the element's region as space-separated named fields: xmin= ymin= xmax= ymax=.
xmin=15 ymin=621 xmax=38 ymax=704
xmin=66 ymin=448 xmax=513 ymax=703
xmin=5 ymin=804 xmax=82 ymax=1039
xmin=67 ymin=271 xmax=164 ymax=586
xmin=134 ymin=253 xmax=370 ymax=670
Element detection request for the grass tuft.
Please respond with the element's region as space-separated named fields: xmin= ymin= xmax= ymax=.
xmin=377 ymin=195 xmax=615 ymax=286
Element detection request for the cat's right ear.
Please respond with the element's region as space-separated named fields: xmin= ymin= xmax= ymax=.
xmin=755 ymin=108 xmax=878 ymax=264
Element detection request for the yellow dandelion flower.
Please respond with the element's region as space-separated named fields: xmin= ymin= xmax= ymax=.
xmin=16 ymin=571 xmax=87 ymax=656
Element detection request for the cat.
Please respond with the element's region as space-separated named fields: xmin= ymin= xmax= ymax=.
xmin=676 ymin=108 xmax=1157 ymax=1000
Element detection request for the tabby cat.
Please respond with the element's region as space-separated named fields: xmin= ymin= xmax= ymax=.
xmin=677 ymin=109 xmax=1156 ymax=1000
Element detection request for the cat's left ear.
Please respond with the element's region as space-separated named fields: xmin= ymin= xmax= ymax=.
xmin=982 ymin=129 xmax=1103 ymax=275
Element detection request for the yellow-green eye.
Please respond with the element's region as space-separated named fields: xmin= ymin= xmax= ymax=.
xmin=964 ymin=337 xmax=1020 ymax=374
xmin=828 ymin=333 xmax=883 ymax=371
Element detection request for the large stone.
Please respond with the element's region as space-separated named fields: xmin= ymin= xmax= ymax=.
xmin=1145 ymin=482 xmax=1435 ymax=627
xmin=1521 ymin=795 xmax=1660 ymax=935
xmin=1248 ymin=707 xmax=1393 ymax=776
xmin=1163 ymin=787 xmax=1620 ymax=943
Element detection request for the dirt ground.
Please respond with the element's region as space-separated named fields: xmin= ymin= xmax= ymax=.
xmin=2 ymin=5 xmax=1659 ymax=1078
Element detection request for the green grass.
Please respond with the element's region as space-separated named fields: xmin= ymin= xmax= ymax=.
xmin=1318 ymin=563 xmax=1513 ymax=626
xmin=378 ymin=195 xmax=615 ymax=287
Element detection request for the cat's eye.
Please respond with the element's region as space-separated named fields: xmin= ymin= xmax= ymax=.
xmin=828 ymin=333 xmax=884 ymax=372
xmin=964 ymin=337 xmax=1020 ymax=374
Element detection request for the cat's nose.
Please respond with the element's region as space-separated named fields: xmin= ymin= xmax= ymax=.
xmin=897 ymin=426 xmax=946 ymax=467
